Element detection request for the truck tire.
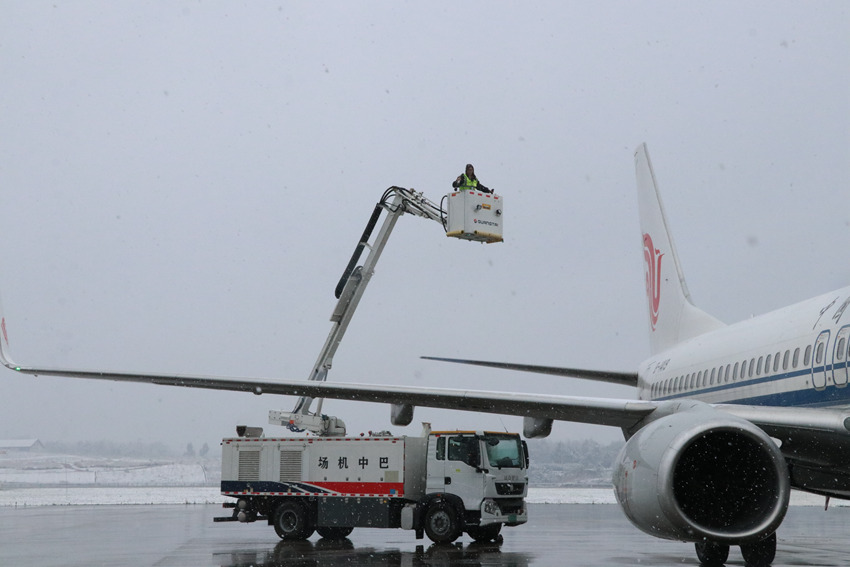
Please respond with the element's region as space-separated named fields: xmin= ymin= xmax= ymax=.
xmin=316 ymin=526 xmax=354 ymax=540
xmin=273 ymin=501 xmax=314 ymax=540
xmin=466 ymin=523 xmax=502 ymax=542
xmin=424 ymin=501 xmax=461 ymax=544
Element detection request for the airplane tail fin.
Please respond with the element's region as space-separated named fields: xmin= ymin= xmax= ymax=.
xmin=635 ymin=144 xmax=724 ymax=355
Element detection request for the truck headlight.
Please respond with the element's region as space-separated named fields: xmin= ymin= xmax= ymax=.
xmin=483 ymin=499 xmax=501 ymax=516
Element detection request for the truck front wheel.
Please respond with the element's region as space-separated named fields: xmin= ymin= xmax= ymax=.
xmin=316 ymin=526 xmax=354 ymax=539
xmin=273 ymin=501 xmax=314 ymax=540
xmin=424 ymin=502 xmax=461 ymax=544
xmin=466 ymin=523 xmax=502 ymax=542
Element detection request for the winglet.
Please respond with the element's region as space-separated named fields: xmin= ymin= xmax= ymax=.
xmin=635 ymin=144 xmax=724 ymax=354
xmin=0 ymin=296 xmax=21 ymax=371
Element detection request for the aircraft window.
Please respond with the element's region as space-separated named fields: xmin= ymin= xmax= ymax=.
xmin=774 ymin=352 xmax=780 ymax=372
xmin=697 ymin=370 xmax=702 ymax=387
xmin=749 ymin=359 xmax=755 ymax=378
xmin=804 ymin=345 xmax=812 ymax=366
xmin=813 ymin=343 xmax=820 ymax=365
xmin=757 ymin=357 xmax=763 ymax=376
xmin=742 ymin=360 xmax=748 ymax=378
xmin=793 ymin=348 xmax=800 ymax=368
xmin=690 ymin=373 xmax=696 ymax=389
xmin=674 ymin=376 xmax=680 ymax=392
xmin=725 ymin=364 xmax=731 ymax=383
xmin=838 ymin=338 xmax=846 ymax=361
xmin=765 ymin=354 xmax=772 ymax=374
xmin=710 ymin=368 xmax=716 ymax=385
xmin=733 ymin=362 xmax=739 ymax=381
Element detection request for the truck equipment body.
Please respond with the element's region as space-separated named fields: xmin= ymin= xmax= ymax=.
xmin=215 ymin=427 xmax=528 ymax=543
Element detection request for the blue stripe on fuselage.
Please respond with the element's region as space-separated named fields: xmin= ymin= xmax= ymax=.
xmin=655 ymin=362 xmax=850 ymax=408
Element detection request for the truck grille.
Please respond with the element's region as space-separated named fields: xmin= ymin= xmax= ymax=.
xmin=495 ymin=482 xmax=525 ymax=496
xmin=497 ymin=498 xmax=525 ymax=514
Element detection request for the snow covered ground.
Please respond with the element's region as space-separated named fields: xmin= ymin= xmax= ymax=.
xmin=0 ymin=451 xmax=218 ymax=486
xmin=1 ymin=452 xmax=845 ymax=508
xmin=0 ymin=486 xmax=843 ymax=508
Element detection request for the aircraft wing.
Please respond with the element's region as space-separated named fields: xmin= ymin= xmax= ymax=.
xmin=4 ymin=337 xmax=850 ymax=447
xmin=421 ymin=356 xmax=638 ymax=386
xmin=0 ymin=340 xmax=655 ymax=429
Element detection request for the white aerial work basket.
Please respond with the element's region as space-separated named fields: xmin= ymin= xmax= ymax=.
xmin=445 ymin=190 xmax=504 ymax=243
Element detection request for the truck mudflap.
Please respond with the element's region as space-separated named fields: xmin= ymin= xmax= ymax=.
xmin=479 ymin=498 xmax=528 ymax=527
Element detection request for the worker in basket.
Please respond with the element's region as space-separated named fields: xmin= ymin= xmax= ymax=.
xmin=452 ymin=163 xmax=492 ymax=194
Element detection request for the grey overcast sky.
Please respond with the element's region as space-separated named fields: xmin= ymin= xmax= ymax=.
xmin=1 ymin=2 xmax=848 ymax=450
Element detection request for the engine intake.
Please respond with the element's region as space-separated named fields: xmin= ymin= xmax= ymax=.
xmin=613 ymin=402 xmax=789 ymax=544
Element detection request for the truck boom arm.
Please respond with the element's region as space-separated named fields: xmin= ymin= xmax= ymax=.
xmin=273 ymin=187 xmax=447 ymax=435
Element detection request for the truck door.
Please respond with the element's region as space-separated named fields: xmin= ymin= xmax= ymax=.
xmin=443 ymin=434 xmax=485 ymax=510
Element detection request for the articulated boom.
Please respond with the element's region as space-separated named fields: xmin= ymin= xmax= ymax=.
xmin=271 ymin=186 xmax=503 ymax=435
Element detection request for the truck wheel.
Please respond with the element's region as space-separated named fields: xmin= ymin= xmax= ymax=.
xmin=424 ymin=502 xmax=461 ymax=544
xmin=466 ymin=523 xmax=502 ymax=542
xmin=273 ymin=501 xmax=314 ymax=540
xmin=316 ymin=526 xmax=354 ymax=540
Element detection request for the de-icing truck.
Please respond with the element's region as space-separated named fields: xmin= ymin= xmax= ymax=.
xmin=216 ymin=426 xmax=528 ymax=543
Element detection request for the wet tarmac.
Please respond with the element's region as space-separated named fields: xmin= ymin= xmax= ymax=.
xmin=1 ymin=503 xmax=848 ymax=566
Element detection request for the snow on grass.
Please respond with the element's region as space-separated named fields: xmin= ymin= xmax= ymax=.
xmin=0 ymin=486 xmax=843 ymax=508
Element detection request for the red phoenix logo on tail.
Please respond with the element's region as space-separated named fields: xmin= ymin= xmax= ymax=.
xmin=643 ymin=233 xmax=664 ymax=331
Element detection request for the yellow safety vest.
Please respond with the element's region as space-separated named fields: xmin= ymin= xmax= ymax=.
xmin=459 ymin=174 xmax=479 ymax=191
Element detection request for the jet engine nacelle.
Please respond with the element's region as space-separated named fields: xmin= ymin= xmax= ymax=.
xmin=613 ymin=401 xmax=790 ymax=544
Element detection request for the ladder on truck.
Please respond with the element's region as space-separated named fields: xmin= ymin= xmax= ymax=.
xmin=269 ymin=186 xmax=503 ymax=436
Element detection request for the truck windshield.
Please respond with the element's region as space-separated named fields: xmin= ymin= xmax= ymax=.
xmin=483 ymin=434 xmax=523 ymax=469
